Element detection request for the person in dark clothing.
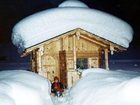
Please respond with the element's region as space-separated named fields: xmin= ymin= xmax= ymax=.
xmin=51 ymin=76 xmax=64 ymax=97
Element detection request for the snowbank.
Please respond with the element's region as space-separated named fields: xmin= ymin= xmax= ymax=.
xmin=0 ymin=70 xmax=54 ymax=105
xmin=12 ymin=0 xmax=133 ymax=52
xmin=70 ymin=68 xmax=140 ymax=105
xmin=1 ymin=69 xmax=140 ymax=105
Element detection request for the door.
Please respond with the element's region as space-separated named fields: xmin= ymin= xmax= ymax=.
xmin=59 ymin=50 xmax=67 ymax=88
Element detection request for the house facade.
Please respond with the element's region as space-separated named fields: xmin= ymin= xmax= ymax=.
xmin=22 ymin=28 xmax=125 ymax=87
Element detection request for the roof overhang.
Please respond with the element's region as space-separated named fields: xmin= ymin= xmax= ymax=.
xmin=21 ymin=28 xmax=126 ymax=57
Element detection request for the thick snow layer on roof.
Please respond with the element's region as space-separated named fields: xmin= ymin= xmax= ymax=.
xmin=59 ymin=0 xmax=89 ymax=8
xmin=0 ymin=70 xmax=54 ymax=105
xmin=71 ymin=68 xmax=140 ymax=105
xmin=12 ymin=0 xmax=133 ymax=52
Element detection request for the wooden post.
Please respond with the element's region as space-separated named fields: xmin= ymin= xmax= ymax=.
xmin=31 ymin=49 xmax=39 ymax=73
xmin=31 ymin=51 xmax=36 ymax=72
xmin=105 ymin=49 xmax=109 ymax=70
xmin=73 ymin=35 xmax=77 ymax=70
xmin=38 ymin=46 xmax=44 ymax=73
xmin=60 ymin=38 xmax=64 ymax=51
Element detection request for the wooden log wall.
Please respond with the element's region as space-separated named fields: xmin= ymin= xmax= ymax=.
xmin=31 ymin=30 xmax=106 ymax=87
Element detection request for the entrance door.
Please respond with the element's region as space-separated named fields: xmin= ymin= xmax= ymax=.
xmin=59 ymin=51 xmax=67 ymax=88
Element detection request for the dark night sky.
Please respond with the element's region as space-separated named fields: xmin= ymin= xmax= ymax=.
xmin=0 ymin=0 xmax=140 ymax=62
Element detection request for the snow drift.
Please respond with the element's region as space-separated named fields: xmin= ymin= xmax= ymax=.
xmin=0 ymin=70 xmax=54 ymax=105
xmin=0 ymin=69 xmax=140 ymax=105
xmin=12 ymin=0 xmax=133 ymax=52
xmin=70 ymin=68 xmax=140 ymax=105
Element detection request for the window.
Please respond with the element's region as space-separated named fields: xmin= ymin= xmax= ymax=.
xmin=76 ymin=58 xmax=88 ymax=69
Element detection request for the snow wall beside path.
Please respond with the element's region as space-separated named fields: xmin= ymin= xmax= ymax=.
xmin=70 ymin=68 xmax=140 ymax=105
xmin=0 ymin=70 xmax=54 ymax=105
xmin=1 ymin=68 xmax=140 ymax=105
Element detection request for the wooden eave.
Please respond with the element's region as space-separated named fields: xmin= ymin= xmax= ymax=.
xmin=78 ymin=28 xmax=126 ymax=51
xmin=21 ymin=28 xmax=126 ymax=57
xmin=21 ymin=29 xmax=78 ymax=57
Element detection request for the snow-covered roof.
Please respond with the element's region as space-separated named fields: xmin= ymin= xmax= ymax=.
xmin=12 ymin=0 xmax=133 ymax=52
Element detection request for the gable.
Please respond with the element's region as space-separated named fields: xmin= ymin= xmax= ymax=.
xmin=21 ymin=28 xmax=126 ymax=57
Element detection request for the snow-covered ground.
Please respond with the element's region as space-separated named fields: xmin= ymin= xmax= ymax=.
xmin=0 ymin=70 xmax=53 ymax=105
xmin=0 ymin=68 xmax=140 ymax=105
xmin=70 ymin=68 xmax=140 ymax=105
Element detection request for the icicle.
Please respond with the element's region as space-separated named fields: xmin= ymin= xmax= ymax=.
xmin=111 ymin=50 xmax=114 ymax=55
xmin=110 ymin=44 xmax=114 ymax=55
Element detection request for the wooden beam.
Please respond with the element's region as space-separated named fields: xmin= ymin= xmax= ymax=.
xmin=104 ymin=49 xmax=109 ymax=70
xmin=22 ymin=28 xmax=126 ymax=57
xmin=37 ymin=46 xmax=44 ymax=72
xmin=77 ymin=51 xmax=99 ymax=58
xmin=21 ymin=48 xmax=39 ymax=57
xmin=60 ymin=38 xmax=64 ymax=51
xmin=24 ymin=29 xmax=77 ymax=54
xmin=79 ymin=28 xmax=126 ymax=51
xmin=79 ymin=34 xmax=108 ymax=48
xmin=31 ymin=49 xmax=38 ymax=73
xmin=73 ymin=35 xmax=77 ymax=70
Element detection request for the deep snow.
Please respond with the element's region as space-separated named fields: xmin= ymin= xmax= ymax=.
xmin=12 ymin=0 xmax=133 ymax=52
xmin=0 ymin=70 xmax=53 ymax=105
xmin=70 ymin=68 xmax=140 ymax=105
xmin=0 ymin=69 xmax=140 ymax=105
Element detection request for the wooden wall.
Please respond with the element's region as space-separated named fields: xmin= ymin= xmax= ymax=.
xmin=31 ymin=32 xmax=103 ymax=87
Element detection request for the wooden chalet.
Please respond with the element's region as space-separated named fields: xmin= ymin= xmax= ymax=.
xmin=22 ymin=28 xmax=126 ymax=87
